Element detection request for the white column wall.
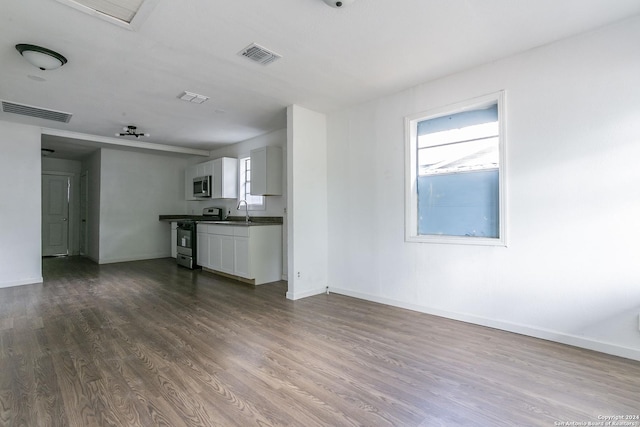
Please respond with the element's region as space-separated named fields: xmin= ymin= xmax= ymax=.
xmin=0 ymin=121 xmax=42 ymax=287
xmin=287 ymin=105 xmax=328 ymax=299
xmin=326 ymin=17 xmax=640 ymax=360
xmin=83 ymin=150 xmax=102 ymax=262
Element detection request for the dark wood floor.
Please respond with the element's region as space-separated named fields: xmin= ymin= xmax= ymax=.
xmin=0 ymin=257 xmax=638 ymax=426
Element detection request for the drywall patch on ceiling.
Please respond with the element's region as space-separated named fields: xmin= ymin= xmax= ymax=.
xmin=54 ymin=0 xmax=158 ymax=30
xmin=1 ymin=100 xmax=72 ymax=123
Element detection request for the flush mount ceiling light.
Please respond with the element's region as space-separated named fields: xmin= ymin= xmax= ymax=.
xmin=116 ymin=125 xmax=149 ymax=138
xmin=321 ymin=0 xmax=356 ymax=8
xmin=15 ymin=44 xmax=67 ymax=70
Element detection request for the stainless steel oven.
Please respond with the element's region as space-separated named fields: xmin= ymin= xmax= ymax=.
xmin=176 ymin=221 xmax=198 ymax=269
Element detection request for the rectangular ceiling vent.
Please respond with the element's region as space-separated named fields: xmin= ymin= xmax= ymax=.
xmin=238 ymin=43 xmax=281 ymax=66
xmin=1 ymin=100 xmax=72 ymax=123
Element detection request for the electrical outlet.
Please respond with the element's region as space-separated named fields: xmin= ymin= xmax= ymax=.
xmin=297 ymin=271 xmax=301 ymax=278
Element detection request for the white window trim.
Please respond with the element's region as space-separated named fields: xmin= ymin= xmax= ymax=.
xmin=404 ymin=91 xmax=507 ymax=246
xmin=238 ymin=155 xmax=265 ymax=211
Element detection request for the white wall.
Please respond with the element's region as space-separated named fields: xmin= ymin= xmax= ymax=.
xmin=42 ymin=157 xmax=82 ymax=255
xmin=287 ymin=105 xmax=328 ymax=299
xmin=326 ymin=17 xmax=640 ymax=360
xmin=0 ymin=121 xmax=42 ymax=287
xmin=83 ymin=150 xmax=101 ymax=262
xmin=97 ymin=148 xmax=187 ymax=263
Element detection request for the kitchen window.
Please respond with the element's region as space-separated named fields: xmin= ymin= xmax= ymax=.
xmin=239 ymin=157 xmax=265 ymax=210
xmin=405 ymin=91 xmax=506 ymax=245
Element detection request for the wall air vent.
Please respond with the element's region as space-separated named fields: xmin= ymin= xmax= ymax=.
xmin=1 ymin=100 xmax=72 ymax=123
xmin=238 ymin=43 xmax=281 ymax=66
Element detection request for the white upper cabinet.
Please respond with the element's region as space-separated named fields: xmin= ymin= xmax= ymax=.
xmin=211 ymin=157 xmax=238 ymax=199
xmin=250 ymin=146 xmax=282 ymax=196
xmin=185 ymin=164 xmax=198 ymax=201
xmin=197 ymin=160 xmax=215 ymax=178
xmin=185 ymin=157 xmax=237 ymax=200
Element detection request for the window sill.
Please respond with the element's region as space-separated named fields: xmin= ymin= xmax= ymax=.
xmin=406 ymin=234 xmax=507 ymax=247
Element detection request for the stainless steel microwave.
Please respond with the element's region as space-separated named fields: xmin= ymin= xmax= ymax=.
xmin=193 ymin=175 xmax=211 ymax=198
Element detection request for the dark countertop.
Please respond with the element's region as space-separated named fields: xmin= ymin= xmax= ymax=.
xmin=159 ymin=215 xmax=283 ymax=225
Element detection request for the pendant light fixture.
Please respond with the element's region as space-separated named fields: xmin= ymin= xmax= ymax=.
xmin=15 ymin=44 xmax=67 ymax=71
xmin=116 ymin=125 xmax=150 ymax=138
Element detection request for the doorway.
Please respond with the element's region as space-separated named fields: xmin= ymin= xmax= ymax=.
xmin=80 ymin=171 xmax=88 ymax=256
xmin=42 ymin=174 xmax=71 ymax=256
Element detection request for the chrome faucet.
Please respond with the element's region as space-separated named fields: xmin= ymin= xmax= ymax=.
xmin=236 ymin=199 xmax=250 ymax=223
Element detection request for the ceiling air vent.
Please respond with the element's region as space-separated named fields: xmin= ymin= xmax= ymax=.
xmin=238 ymin=43 xmax=281 ymax=66
xmin=1 ymin=100 xmax=72 ymax=123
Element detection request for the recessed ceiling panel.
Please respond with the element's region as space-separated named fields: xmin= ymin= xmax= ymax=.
xmin=56 ymin=0 xmax=146 ymax=24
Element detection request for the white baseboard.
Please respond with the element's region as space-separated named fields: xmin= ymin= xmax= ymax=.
xmin=98 ymin=253 xmax=170 ymax=264
xmin=286 ymin=286 xmax=326 ymax=300
xmin=0 ymin=277 xmax=43 ymax=289
xmin=327 ymin=287 xmax=640 ymax=362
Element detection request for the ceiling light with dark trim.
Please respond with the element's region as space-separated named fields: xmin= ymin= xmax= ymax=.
xmin=15 ymin=44 xmax=67 ymax=70
xmin=321 ymin=0 xmax=356 ymax=8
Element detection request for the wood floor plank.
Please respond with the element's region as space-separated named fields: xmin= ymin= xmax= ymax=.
xmin=0 ymin=256 xmax=638 ymax=426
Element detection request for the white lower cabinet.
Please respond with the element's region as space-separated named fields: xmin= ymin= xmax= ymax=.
xmin=196 ymin=224 xmax=282 ymax=285
xmin=209 ymin=234 xmax=222 ymax=271
xmin=233 ymin=237 xmax=250 ymax=278
xmin=197 ymin=231 xmax=209 ymax=265
xmin=219 ymin=235 xmax=235 ymax=274
xmin=171 ymin=222 xmax=177 ymax=258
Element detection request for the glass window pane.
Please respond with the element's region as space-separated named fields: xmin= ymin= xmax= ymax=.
xmin=415 ymin=103 xmax=500 ymax=239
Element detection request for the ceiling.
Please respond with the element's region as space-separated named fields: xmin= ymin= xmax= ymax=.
xmin=2 ymin=0 xmax=640 ymax=158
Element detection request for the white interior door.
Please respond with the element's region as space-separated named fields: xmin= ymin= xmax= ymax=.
xmin=42 ymin=174 xmax=70 ymax=256
xmin=79 ymin=171 xmax=88 ymax=256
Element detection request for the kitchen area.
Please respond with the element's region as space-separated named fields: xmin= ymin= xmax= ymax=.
xmin=36 ymin=125 xmax=288 ymax=288
xmin=159 ymin=140 xmax=286 ymax=285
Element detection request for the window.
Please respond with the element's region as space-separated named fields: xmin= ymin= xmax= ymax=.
xmin=405 ymin=92 xmax=506 ymax=245
xmin=239 ymin=156 xmax=265 ymax=210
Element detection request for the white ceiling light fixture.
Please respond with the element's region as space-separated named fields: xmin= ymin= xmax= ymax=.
xmin=321 ymin=0 xmax=356 ymax=8
xmin=15 ymin=44 xmax=67 ymax=71
xmin=116 ymin=125 xmax=150 ymax=138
